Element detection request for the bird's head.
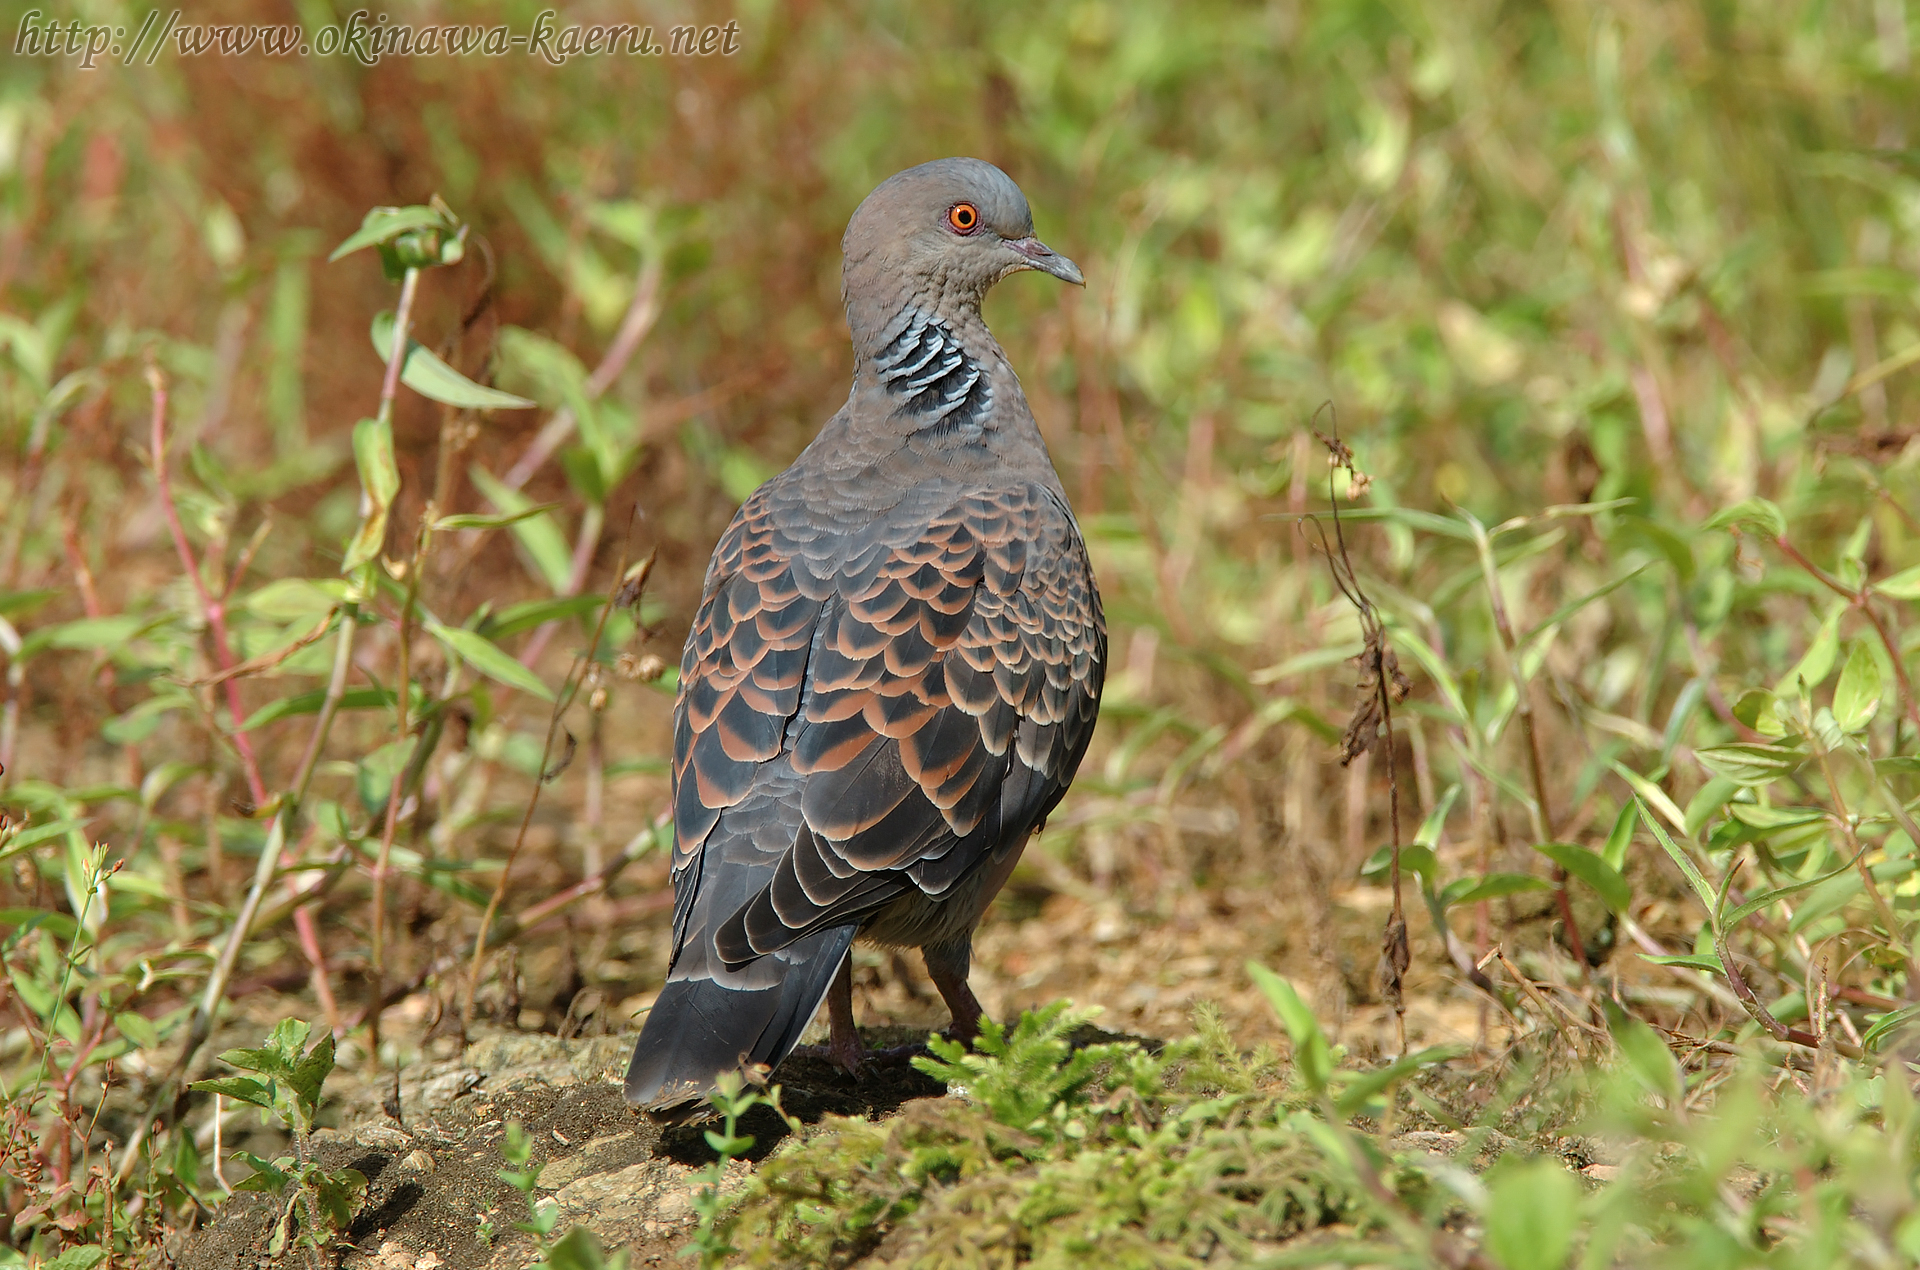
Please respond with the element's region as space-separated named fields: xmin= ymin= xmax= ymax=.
xmin=842 ymin=157 xmax=1082 ymax=333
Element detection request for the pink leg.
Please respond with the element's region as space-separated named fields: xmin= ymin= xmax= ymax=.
xmin=922 ymin=938 xmax=986 ymax=1043
xmin=825 ymin=951 xmax=865 ymax=1075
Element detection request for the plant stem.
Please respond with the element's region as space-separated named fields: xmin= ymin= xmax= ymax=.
xmin=1774 ymin=534 xmax=1920 ymax=731
xmin=501 ymin=254 xmax=662 ymax=490
xmin=363 ymin=264 xmax=425 ymax=1060
xmin=1808 ymin=736 xmax=1915 ymax=989
xmin=147 ymin=365 xmax=269 ymax=809
xmin=114 ymin=612 xmax=359 ymax=1187
xmin=1471 ymin=516 xmax=1587 ymax=971
xmin=462 ymin=542 xmax=634 ymax=1032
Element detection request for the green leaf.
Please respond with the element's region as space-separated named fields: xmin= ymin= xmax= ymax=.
xmin=289 ymin=1029 xmax=337 ymax=1120
xmin=308 ymin=1165 xmax=369 ymax=1233
xmin=501 ymin=1121 xmax=535 ymax=1171
xmin=560 ymin=443 xmax=609 ymax=505
xmin=1482 ymin=1157 xmax=1582 ymax=1270
xmin=1789 ymin=868 xmax=1871 ymax=933
xmin=543 ymin=1226 xmax=615 ymax=1270
xmin=1331 ymin=1045 xmax=1463 ymax=1119
xmin=1606 ymin=1003 xmax=1681 ymax=1103
xmin=231 ymin=1152 xmax=294 ymax=1195
xmin=480 ymin=595 xmax=605 ymax=641
xmin=240 ymin=686 xmax=397 ymax=732
xmin=469 ymin=466 xmax=574 ymax=593
xmin=1303 ymin=504 xmax=1476 ymax=540
xmin=431 ymin=503 xmax=562 ymax=531
xmin=1684 ymin=776 xmax=1742 ymax=838
xmin=1414 ymin=784 xmax=1461 ymax=848
xmin=0 ymin=588 xmax=59 ymax=619
xmin=1250 ymin=642 xmax=1366 ymax=685
xmin=1247 ymin=961 xmax=1331 ymax=1094
xmin=1832 ymin=640 xmax=1883 ymax=732
xmin=1637 ymin=800 xmax=1718 ymax=915
xmin=342 ymin=416 xmax=399 ymax=572
xmin=1703 ymin=496 xmax=1786 ymax=540
xmin=1863 ymin=1003 xmax=1920 ymax=1052
xmin=371 ymin=311 xmax=535 ymax=410
xmin=243 ymin=578 xmax=346 ymax=621
xmin=1438 ymin=872 xmax=1551 ymax=909
xmin=1602 ymin=801 xmax=1636 ymax=872
xmin=703 ymin=1130 xmax=754 ymax=1157
xmin=1872 ymin=563 xmax=1920 ymax=601
xmin=429 ymin=622 xmax=554 ymax=701
xmin=1639 ymin=952 xmax=1725 ymax=974
xmin=1537 ymin=842 xmax=1631 ymax=912
xmin=1776 ymin=605 xmax=1842 ymax=698
xmin=103 ymin=690 xmax=193 ymax=745
xmin=267 ymin=1015 xmax=314 ymax=1064
xmin=190 ymin=1075 xmax=275 ymax=1110
xmin=1358 ymin=843 xmax=1438 ymax=892
xmin=357 ymin=739 xmax=410 ymax=818
xmin=1694 ymin=742 xmax=1806 ymax=786
xmin=1726 ymin=802 xmax=1827 ymax=831
xmin=1731 ymin=688 xmax=1787 ymax=737
xmin=20 ymin=613 xmax=144 ymax=658
xmin=0 ymin=908 xmax=76 ymax=944
xmin=116 ymin=1010 xmax=160 ymax=1050
xmin=1518 ymin=561 xmax=1651 ymax=647
xmin=329 ymin=204 xmax=448 ymax=261
xmin=43 ymin=1248 xmax=108 ymax=1270
xmin=1719 ymin=858 xmax=1856 ymax=932
xmin=1612 ymin=763 xmax=1688 ymax=835
xmin=719 ymin=446 xmax=775 ymax=505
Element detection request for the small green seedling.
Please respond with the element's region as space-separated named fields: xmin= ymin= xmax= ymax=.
xmin=189 ymin=1019 xmax=367 ymax=1257
xmin=497 ymin=1120 xmax=630 ymax=1269
xmin=687 ymin=1072 xmax=794 ymax=1268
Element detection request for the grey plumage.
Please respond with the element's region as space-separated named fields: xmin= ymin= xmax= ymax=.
xmin=624 ymin=158 xmax=1105 ymax=1115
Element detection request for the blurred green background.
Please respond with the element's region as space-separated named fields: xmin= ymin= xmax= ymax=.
xmin=10 ymin=0 xmax=1920 ymax=1026
xmin=9 ymin=0 xmax=1920 ymax=1019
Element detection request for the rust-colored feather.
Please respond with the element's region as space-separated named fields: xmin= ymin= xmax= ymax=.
xmin=666 ymin=474 xmax=1104 ymax=946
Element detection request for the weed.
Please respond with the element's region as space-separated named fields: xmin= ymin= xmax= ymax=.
xmin=688 ymin=1073 xmax=795 ymax=1269
xmin=496 ymin=1120 xmax=631 ymax=1270
xmin=188 ymin=1019 xmax=366 ymax=1258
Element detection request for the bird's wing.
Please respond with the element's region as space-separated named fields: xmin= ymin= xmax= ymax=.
xmin=667 ymin=475 xmax=1104 ymax=966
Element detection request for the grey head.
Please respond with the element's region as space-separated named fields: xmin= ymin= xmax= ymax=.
xmin=841 ymin=157 xmax=1082 ymax=355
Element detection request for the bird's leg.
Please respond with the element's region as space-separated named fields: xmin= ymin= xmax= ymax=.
xmin=825 ymin=951 xmax=865 ymax=1076
xmin=921 ymin=938 xmax=986 ymax=1044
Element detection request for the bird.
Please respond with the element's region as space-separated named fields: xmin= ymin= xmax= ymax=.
xmin=622 ymin=157 xmax=1106 ymax=1115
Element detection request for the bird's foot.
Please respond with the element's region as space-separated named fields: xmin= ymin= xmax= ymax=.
xmin=783 ymin=1037 xmax=867 ymax=1075
xmin=789 ymin=1034 xmax=869 ymax=1078
xmin=827 ymin=1028 xmax=867 ymax=1078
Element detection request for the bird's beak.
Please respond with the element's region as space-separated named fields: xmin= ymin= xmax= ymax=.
xmin=1007 ymin=236 xmax=1084 ymax=286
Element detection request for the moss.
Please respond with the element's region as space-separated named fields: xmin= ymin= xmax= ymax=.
xmin=728 ymin=1004 xmax=1382 ymax=1267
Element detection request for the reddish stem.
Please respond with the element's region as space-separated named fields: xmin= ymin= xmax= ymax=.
xmin=1774 ymin=534 xmax=1920 ymax=732
xmin=146 ymin=367 xmax=269 ymax=808
xmin=293 ymin=904 xmax=342 ymax=1038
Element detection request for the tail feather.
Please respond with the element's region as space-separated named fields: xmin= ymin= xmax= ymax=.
xmin=623 ymin=923 xmax=856 ymax=1115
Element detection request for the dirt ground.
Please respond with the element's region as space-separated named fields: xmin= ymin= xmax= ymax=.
xmin=170 ymin=848 xmax=1551 ymax=1268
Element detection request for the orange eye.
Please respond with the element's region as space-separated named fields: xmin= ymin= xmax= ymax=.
xmin=947 ymin=202 xmax=980 ymax=234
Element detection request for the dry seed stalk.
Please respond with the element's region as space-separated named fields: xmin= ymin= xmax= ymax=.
xmin=1308 ymin=418 xmax=1411 ymax=1048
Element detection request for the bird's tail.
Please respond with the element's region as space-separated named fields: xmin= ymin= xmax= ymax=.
xmin=623 ymin=922 xmax=856 ymax=1117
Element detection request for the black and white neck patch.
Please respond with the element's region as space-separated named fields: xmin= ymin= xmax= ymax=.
xmin=870 ymin=309 xmax=991 ymax=431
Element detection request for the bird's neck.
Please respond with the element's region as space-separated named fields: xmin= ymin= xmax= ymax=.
xmin=850 ymin=302 xmax=1027 ymax=441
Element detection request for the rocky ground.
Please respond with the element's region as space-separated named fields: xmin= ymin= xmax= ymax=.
xmin=167 ymin=872 xmax=1533 ymax=1267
